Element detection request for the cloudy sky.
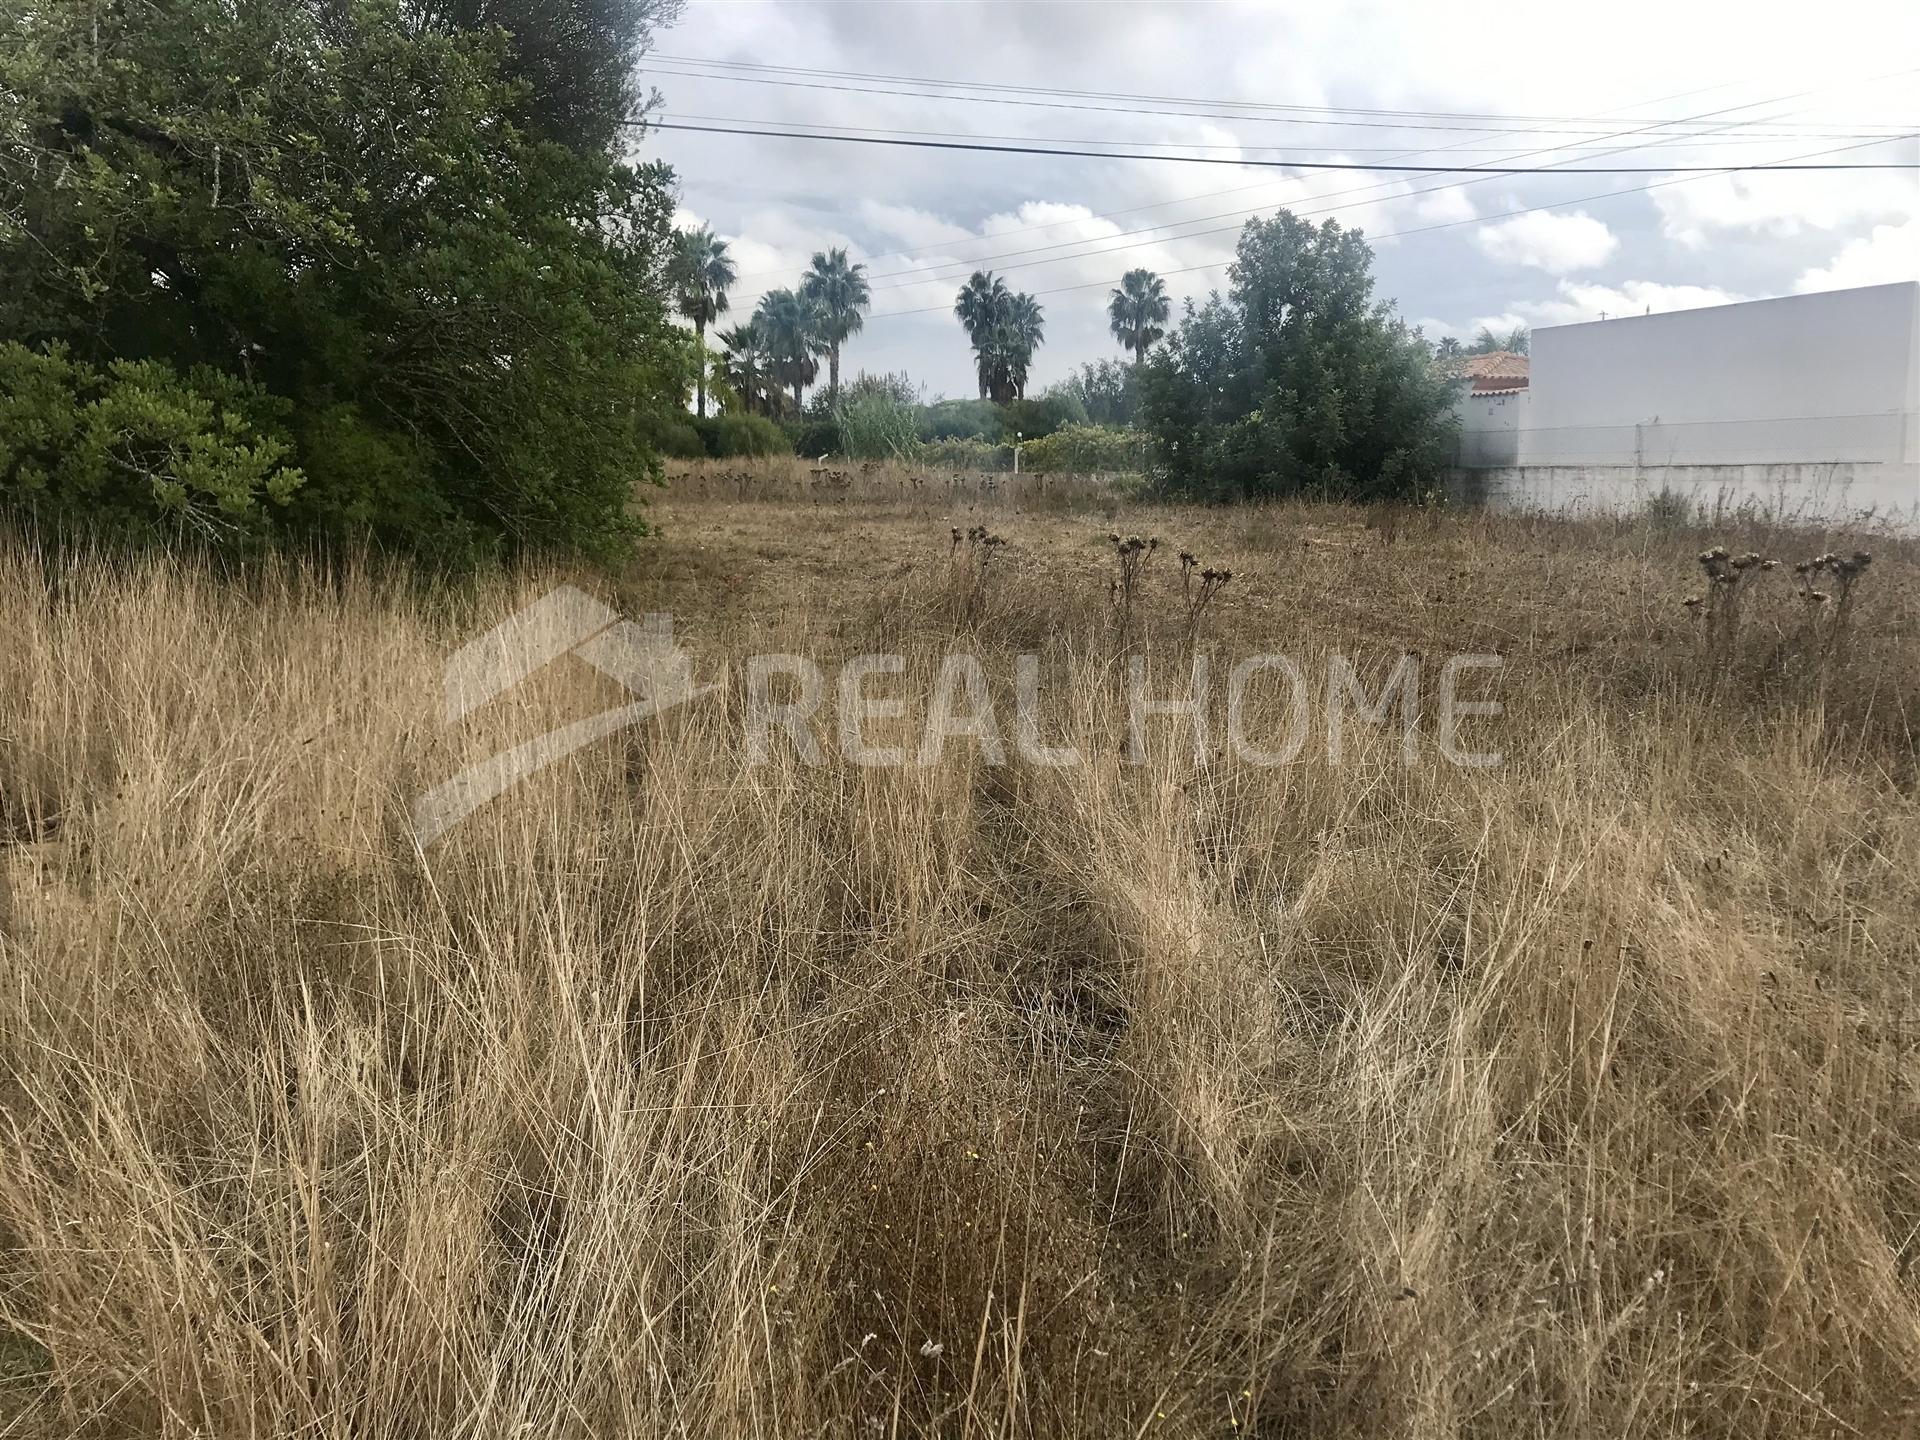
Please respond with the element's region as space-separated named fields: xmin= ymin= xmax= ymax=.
xmin=635 ymin=0 xmax=1919 ymax=400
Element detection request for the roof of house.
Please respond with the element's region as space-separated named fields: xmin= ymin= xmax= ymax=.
xmin=1445 ymin=350 xmax=1530 ymax=380
xmin=1470 ymin=375 xmax=1528 ymax=395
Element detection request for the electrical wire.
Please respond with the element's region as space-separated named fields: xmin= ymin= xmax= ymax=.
xmin=701 ymin=69 xmax=1916 ymax=284
xmin=645 ymin=119 xmax=1919 ymax=172
xmin=648 ymin=53 xmax=1916 ymax=132
xmin=657 ymin=111 xmax=1856 ymax=156
xmin=851 ymin=131 xmax=1915 ymax=321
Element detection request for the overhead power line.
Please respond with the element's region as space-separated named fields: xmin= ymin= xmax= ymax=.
xmin=659 ymin=111 xmax=1849 ymax=156
xmin=713 ymin=74 xmax=1900 ymax=285
xmin=646 ymin=120 xmax=1918 ymax=172
xmin=847 ymin=92 xmax=1903 ymax=293
xmin=646 ymin=55 xmax=1917 ymax=139
xmin=851 ymin=131 xmax=1915 ymax=322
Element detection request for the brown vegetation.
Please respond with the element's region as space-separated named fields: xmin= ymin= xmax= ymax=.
xmin=3 ymin=462 xmax=1919 ymax=1437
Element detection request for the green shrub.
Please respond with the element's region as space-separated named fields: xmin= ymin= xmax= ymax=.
xmin=1002 ymin=394 xmax=1085 ymax=441
xmin=788 ymin=414 xmax=841 ymax=460
xmin=0 ymin=343 xmax=305 ymax=544
xmin=919 ymin=399 xmax=1002 ymax=443
xmin=642 ymin=414 xmax=708 ymax=460
xmin=692 ymin=414 xmax=791 ymax=459
xmin=919 ymin=437 xmax=1013 ymax=472
xmin=1020 ymin=424 xmax=1150 ymax=474
xmin=291 ymin=403 xmax=469 ymax=552
xmin=837 ymin=391 xmax=920 ymax=461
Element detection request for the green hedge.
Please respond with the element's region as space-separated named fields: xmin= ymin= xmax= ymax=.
xmin=643 ymin=414 xmax=708 ymax=459
xmin=918 ymin=437 xmax=1014 ymax=472
xmin=693 ymin=414 xmax=791 ymax=458
xmin=1019 ymin=424 xmax=1150 ymax=474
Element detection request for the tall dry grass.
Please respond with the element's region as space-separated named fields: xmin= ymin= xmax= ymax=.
xmin=2 ymin=484 xmax=1918 ymax=1438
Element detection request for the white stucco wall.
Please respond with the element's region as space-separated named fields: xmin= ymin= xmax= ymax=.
xmin=1453 ymin=388 xmax=1528 ymax=468
xmin=1519 ymin=282 xmax=1919 ymax=467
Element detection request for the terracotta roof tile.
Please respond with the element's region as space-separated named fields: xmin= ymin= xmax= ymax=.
xmin=1440 ymin=350 xmax=1531 ymax=381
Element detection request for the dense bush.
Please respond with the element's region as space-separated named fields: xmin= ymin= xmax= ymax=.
xmin=1001 ymin=393 xmax=1086 ymax=441
xmin=837 ymin=392 xmax=920 ymax=461
xmin=691 ymin=414 xmax=792 ymax=458
xmin=915 ymin=395 xmax=1082 ymax=447
xmin=919 ymin=437 xmax=1014 ymax=472
xmin=0 ymin=344 xmax=305 ymax=544
xmin=1141 ymin=212 xmax=1456 ymax=503
xmin=841 ymin=371 xmax=921 ymax=408
xmin=0 ymin=0 xmax=690 ymax=559
xmin=643 ymin=415 xmax=709 ymax=460
xmin=1044 ymin=360 xmax=1140 ymax=428
xmin=787 ymin=414 xmax=842 ymax=459
xmin=1019 ymin=424 xmax=1150 ymax=474
xmin=919 ymin=399 xmax=1003 ymax=443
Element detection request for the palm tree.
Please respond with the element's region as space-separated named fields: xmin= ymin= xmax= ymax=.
xmin=669 ymin=226 xmax=737 ymax=418
xmin=1107 ymin=268 xmax=1169 ymax=365
xmin=1000 ymin=292 xmax=1045 ymax=401
xmin=754 ymin=288 xmax=821 ymax=413
xmin=954 ymin=271 xmax=1011 ymax=399
xmin=1469 ymin=325 xmax=1529 ymax=356
xmin=718 ymin=319 xmax=775 ymax=416
xmin=1433 ymin=335 xmax=1464 ymax=362
xmin=800 ymin=248 xmax=871 ymax=405
xmin=953 ymin=272 xmax=1043 ymax=403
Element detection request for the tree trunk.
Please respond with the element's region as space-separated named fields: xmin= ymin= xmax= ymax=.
xmin=695 ymin=319 xmax=709 ymax=418
xmin=1134 ymin=338 xmax=1146 ymax=366
xmin=793 ymin=379 xmax=803 ymax=413
xmin=828 ymin=343 xmax=840 ymax=405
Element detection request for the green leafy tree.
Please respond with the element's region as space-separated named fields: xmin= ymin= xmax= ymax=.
xmin=1046 ymin=360 xmax=1138 ymax=428
xmin=841 ymin=370 xmax=920 ymax=408
xmin=1140 ymin=212 xmax=1456 ymax=503
xmin=799 ymin=248 xmax=871 ymax=405
xmin=407 ymin=0 xmax=685 ymax=154
xmin=0 ymin=0 xmax=691 ymax=557
xmin=671 ymin=226 xmax=738 ymax=418
xmin=1107 ymin=268 xmax=1170 ymax=364
xmin=754 ymin=288 xmax=822 ymax=413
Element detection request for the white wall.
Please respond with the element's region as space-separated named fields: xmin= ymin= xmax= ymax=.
xmin=1454 ymin=388 xmax=1527 ymax=468
xmin=1520 ymin=282 xmax=1919 ymax=467
xmin=1453 ymin=461 xmax=1920 ymax=530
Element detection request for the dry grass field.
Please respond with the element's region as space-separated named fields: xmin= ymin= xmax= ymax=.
xmin=3 ymin=456 xmax=1920 ymax=1437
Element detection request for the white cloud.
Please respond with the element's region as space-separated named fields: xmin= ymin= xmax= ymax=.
xmin=1654 ymin=171 xmax=1917 ymax=249
xmin=856 ymin=202 xmax=975 ymax=251
xmin=1477 ymin=279 xmax=1750 ymax=332
xmin=1793 ymin=219 xmax=1920 ymax=292
xmin=648 ymin=0 xmax=1920 ymax=396
xmin=1414 ymin=187 xmax=1477 ymax=225
xmin=1473 ymin=211 xmax=1619 ymax=273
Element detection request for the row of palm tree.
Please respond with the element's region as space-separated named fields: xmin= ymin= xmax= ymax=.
xmin=670 ymin=228 xmax=873 ymax=418
xmin=1433 ymin=325 xmax=1531 ymax=362
xmin=676 ymin=225 xmax=1178 ymax=418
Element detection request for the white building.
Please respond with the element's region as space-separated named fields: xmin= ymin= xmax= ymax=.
xmin=1457 ymin=281 xmax=1920 ymax=525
